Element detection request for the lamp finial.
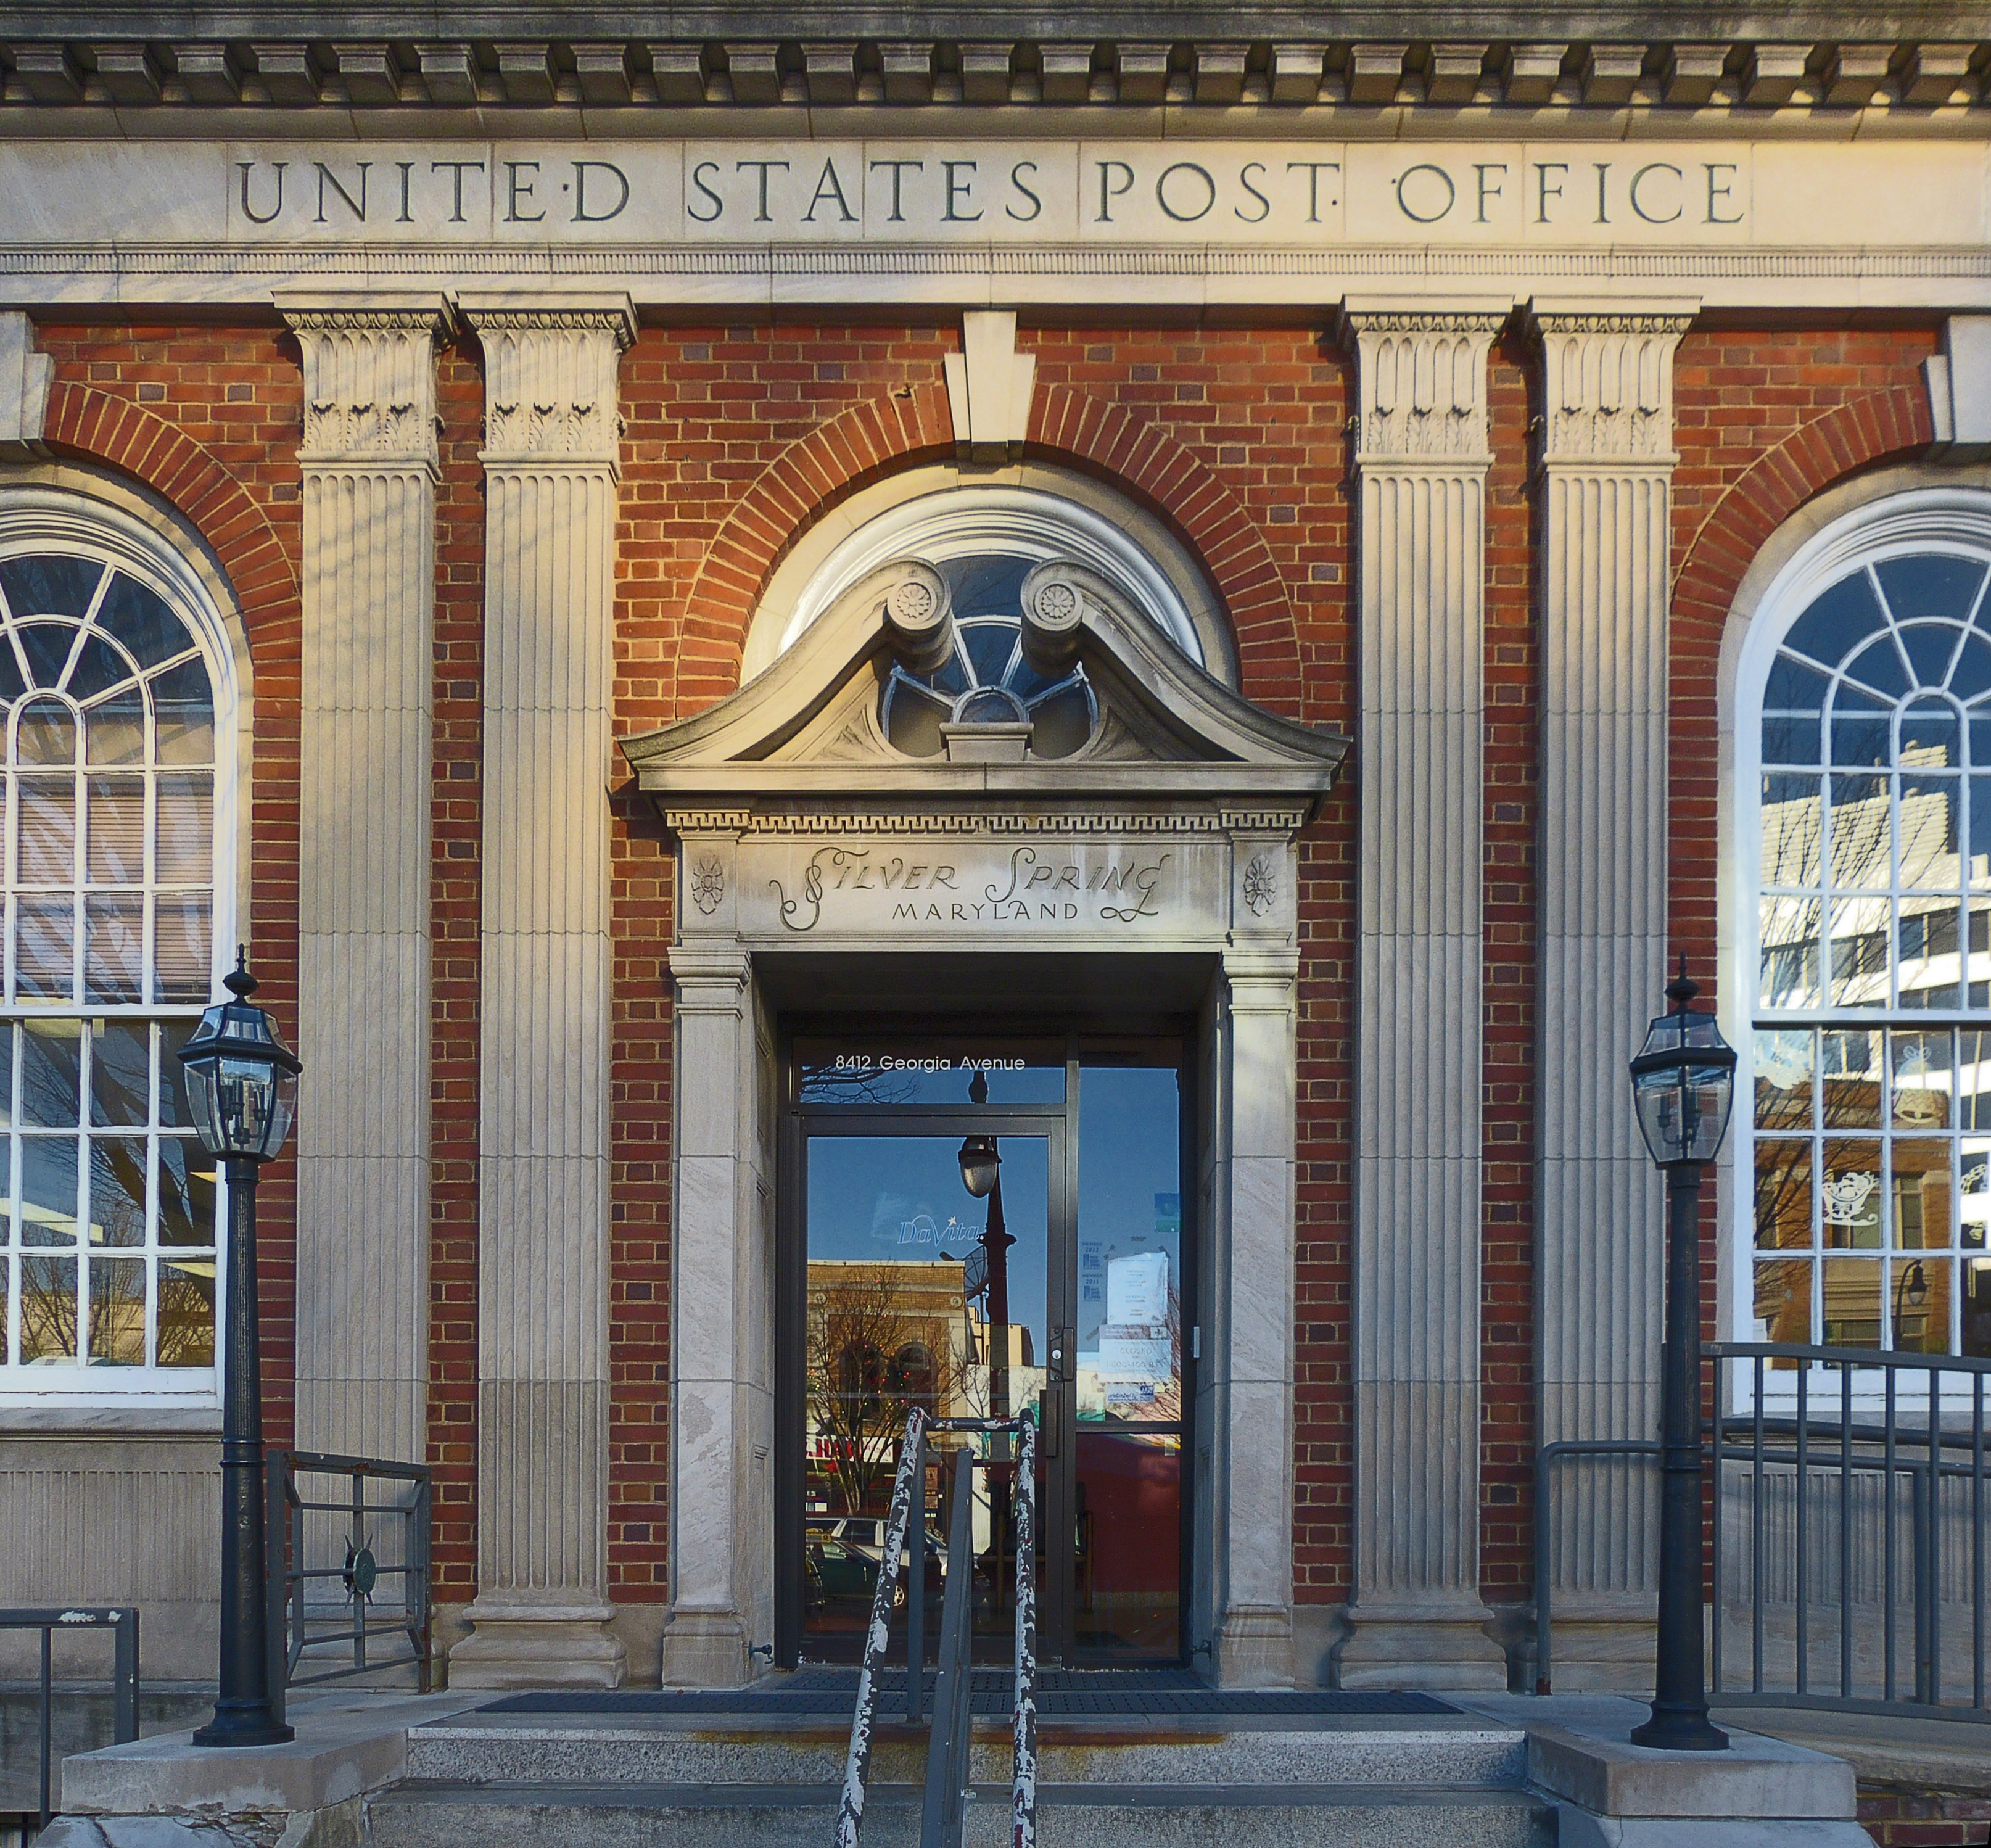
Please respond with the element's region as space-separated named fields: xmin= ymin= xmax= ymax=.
xmin=224 ymin=945 xmax=257 ymax=1002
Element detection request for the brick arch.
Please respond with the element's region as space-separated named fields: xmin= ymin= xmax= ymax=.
xmin=41 ymin=381 xmax=301 ymax=630
xmin=668 ymin=382 xmax=1305 ymax=716
xmin=1671 ymin=382 xmax=1934 ymax=632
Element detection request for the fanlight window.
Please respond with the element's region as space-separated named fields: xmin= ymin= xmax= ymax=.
xmin=880 ymin=555 xmax=1098 ymax=761
xmin=0 ymin=548 xmax=222 ymax=1388
xmin=1750 ymin=547 xmax=1991 ymax=1358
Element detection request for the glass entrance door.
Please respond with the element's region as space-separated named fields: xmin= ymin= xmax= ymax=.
xmin=777 ymin=1043 xmax=1191 ymax=1669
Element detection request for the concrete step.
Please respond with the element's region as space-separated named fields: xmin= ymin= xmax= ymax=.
xmin=402 ymin=1717 xmax=1530 ymax=1789
xmin=368 ymin=1780 xmax=1557 ymax=1848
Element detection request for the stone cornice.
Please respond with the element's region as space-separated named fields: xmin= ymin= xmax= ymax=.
xmin=0 ymin=17 xmax=1981 ymax=116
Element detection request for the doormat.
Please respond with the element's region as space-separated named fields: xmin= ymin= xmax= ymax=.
xmin=480 ymin=1669 xmax=1458 ymax=1720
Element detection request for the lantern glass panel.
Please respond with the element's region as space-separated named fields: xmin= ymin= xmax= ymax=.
xmin=1633 ymin=1010 xmax=1737 ymax=1166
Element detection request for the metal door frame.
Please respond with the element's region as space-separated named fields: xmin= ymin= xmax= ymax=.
xmin=774 ymin=1034 xmax=1195 ymax=1670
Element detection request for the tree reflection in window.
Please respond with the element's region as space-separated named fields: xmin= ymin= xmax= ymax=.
xmin=0 ymin=550 xmax=220 ymax=1384
xmin=1751 ymin=550 xmax=1991 ymax=1358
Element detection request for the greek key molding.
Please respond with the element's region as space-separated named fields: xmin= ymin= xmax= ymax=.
xmin=661 ymin=804 xmax=1311 ymax=838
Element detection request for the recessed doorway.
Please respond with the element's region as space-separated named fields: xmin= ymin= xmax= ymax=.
xmin=775 ymin=1035 xmax=1192 ymax=1669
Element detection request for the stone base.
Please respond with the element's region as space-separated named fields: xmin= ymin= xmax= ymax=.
xmin=1211 ymin=1603 xmax=1295 ymax=1689
xmin=658 ymin=1606 xmax=752 ymax=1689
xmin=1337 ymin=1601 xmax=1509 ymax=1691
xmin=1537 ymin=1613 xmax=1663 ymax=1695
xmin=448 ymin=1603 xmax=627 ymax=1690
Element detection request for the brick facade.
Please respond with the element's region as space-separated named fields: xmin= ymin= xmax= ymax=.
xmin=10 ymin=307 xmax=1956 ymax=1635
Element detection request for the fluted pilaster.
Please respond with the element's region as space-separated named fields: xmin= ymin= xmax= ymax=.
xmin=451 ymin=291 xmax=634 ymax=1689
xmin=278 ymin=292 xmax=448 ymax=1467
xmin=1341 ymin=299 xmax=1509 ymax=1688
xmin=1530 ymin=300 xmax=1694 ymax=1682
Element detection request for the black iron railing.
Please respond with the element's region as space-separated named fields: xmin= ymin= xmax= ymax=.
xmin=1534 ymin=1343 xmax=1991 ymax=1719
xmin=266 ymin=1450 xmax=431 ymax=1711
xmin=835 ymin=1409 xmax=1037 ymax=1848
xmin=0 ymin=1607 xmax=138 ymax=1833
xmin=1709 ymin=1342 xmax=1991 ymax=1719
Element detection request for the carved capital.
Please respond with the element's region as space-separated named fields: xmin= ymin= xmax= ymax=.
xmin=1341 ymin=302 xmax=1509 ymax=468
xmin=459 ymin=291 xmax=635 ymax=469
xmin=277 ymin=291 xmax=451 ymax=471
xmin=1528 ymin=301 xmax=1696 ymax=467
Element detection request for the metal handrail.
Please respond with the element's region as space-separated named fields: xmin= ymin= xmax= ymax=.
xmin=0 ymin=1607 xmax=139 ymax=1831
xmin=833 ymin=1409 xmax=1037 ymax=1848
xmin=268 ymin=1450 xmax=432 ymax=1712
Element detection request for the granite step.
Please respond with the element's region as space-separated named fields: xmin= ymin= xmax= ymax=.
xmin=368 ymin=1779 xmax=1558 ymax=1848
xmin=402 ymin=1715 xmax=1531 ymax=1789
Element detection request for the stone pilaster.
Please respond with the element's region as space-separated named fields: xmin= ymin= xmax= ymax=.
xmin=1340 ymin=299 xmax=1510 ymax=1688
xmin=1529 ymin=300 xmax=1695 ymax=1685
xmin=450 ymin=291 xmax=635 ymax=1689
xmin=1212 ymin=819 xmax=1303 ymax=1684
xmin=277 ymin=291 xmax=449 ymax=1465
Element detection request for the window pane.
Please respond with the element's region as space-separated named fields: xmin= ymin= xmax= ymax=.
xmin=1821 ymin=1030 xmax=1884 ymax=1128
xmin=1826 ymin=897 xmax=1890 ymax=1007
xmin=0 ymin=1024 xmax=14 ymax=1129
xmin=152 ymin=892 xmax=210 ymax=1001
xmin=1892 ymin=1030 xmax=1954 ymax=1128
xmin=85 ymin=894 xmax=144 ymax=1004
xmin=82 ymin=686 xmax=144 ymax=767
xmin=1821 ymin=1256 xmax=1884 ymax=1348
xmin=1755 ymin=1030 xmax=1814 ymax=1129
xmin=20 ymin=1021 xmax=80 ymax=1126
xmin=1901 ymin=775 xmax=1961 ymax=887
xmin=15 ymin=626 xmax=76 ymax=694
xmin=154 ymin=773 xmax=212 ymax=883
xmin=20 ymin=1136 xmax=78 ymax=1247
xmin=89 ymin=1023 xmax=149 ymax=1128
xmin=1755 ymin=1258 xmax=1812 ymax=1343
xmin=158 ymin=1020 xmax=196 ymax=1128
xmin=1830 ymin=712 xmax=1892 ymax=768
xmin=96 ymin=573 xmax=192 ymax=670
xmin=1755 ymin=1141 xmax=1813 ymax=1250
xmin=1877 ymin=555 xmax=1988 ymax=625
xmin=1761 ymin=776 xmax=1823 ymax=887
xmin=156 ymin=1139 xmax=213 ymax=1247
xmin=1899 ymin=901 xmax=1962 ymax=1009
xmin=86 ymin=777 xmax=144 ymax=883
xmin=19 ymin=1255 xmax=76 ymax=1361
xmin=17 ymin=775 xmax=76 ymax=883
xmin=1785 ymin=571 xmax=1884 ymax=667
xmin=1962 ymin=1033 xmax=1991 ymax=1131
xmin=1890 ymin=1257 xmax=1948 ymax=1354
xmin=1892 ymin=1139 xmax=1951 ymax=1251
xmin=0 ymin=555 xmax=104 ymax=620
xmin=156 ymin=1258 xmax=213 ymax=1367
xmin=86 ymin=1137 xmax=146 ymax=1249
xmin=15 ymin=894 xmax=75 ymax=1000
xmin=65 ymin=633 xmax=135 ymax=704
xmin=1828 ymin=775 xmax=1892 ymax=888
xmin=86 ymin=1256 xmax=144 ymax=1365
xmin=1760 ymin=897 xmax=1823 ymax=1008
xmin=1821 ymin=1139 xmax=1884 ymax=1248
xmin=1762 ymin=714 xmax=1821 ymax=766
xmin=150 ymin=659 xmax=213 ymax=765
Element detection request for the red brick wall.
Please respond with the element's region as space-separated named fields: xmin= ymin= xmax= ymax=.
xmin=428 ymin=335 xmax=486 ymax=1599
xmin=1481 ymin=334 xmax=1540 ymax=1606
xmin=1667 ymin=329 xmax=1939 ymax=1365
xmin=1860 ymin=1787 xmax=1991 ymax=1846
xmin=36 ymin=322 xmax=305 ymax=1443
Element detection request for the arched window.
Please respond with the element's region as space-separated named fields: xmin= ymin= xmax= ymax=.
xmin=1744 ymin=496 xmax=1991 ymax=1361
xmin=0 ymin=498 xmax=236 ymax=1401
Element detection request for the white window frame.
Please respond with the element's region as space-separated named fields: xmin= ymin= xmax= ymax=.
xmin=0 ymin=484 xmax=241 ymax=1409
xmin=1731 ymin=484 xmax=1991 ymax=1403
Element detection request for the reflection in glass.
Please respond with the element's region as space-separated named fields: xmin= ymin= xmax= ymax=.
xmin=1822 ymin=1257 xmax=1884 ymax=1348
xmin=1892 ymin=1031 xmax=1954 ymax=1128
xmin=88 ymin=1137 xmax=147 ymax=1247
xmin=20 ymin=1021 xmax=80 ymax=1126
xmin=1826 ymin=897 xmax=1890 ymax=1007
xmin=16 ymin=895 xmax=74 ymax=1000
xmin=1821 ymin=1140 xmax=1884 ymax=1249
xmin=89 ymin=1023 xmax=150 ymax=1128
xmin=20 ymin=1256 xmax=76 ymax=1360
xmin=21 ymin=1136 xmax=78 ymax=1247
xmin=1754 ymin=1030 xmax=1814 ymax=1129
xmin=1074 ymin=1431 xmax=1181 ymax=1657
xmin=1755 ymin=1259 xmax=1812 ymax=1344
xmin=85 ymin=894 xmax=144 ymax=1002
xmin=157 ymin=1258 xmax=215 ymax=1367
xmin=88 ymin=1256 xmax=145 ymax=1365
xmin=1755 ymin=1141 xmax=1812 ymax=1250
xmin=87 ymin=776 xmax=144 ymax=882
xmin=156 ymin=1139 xmax=214 ymax=1247
xmin=152 ymin=891 xmax=211 ymax=1001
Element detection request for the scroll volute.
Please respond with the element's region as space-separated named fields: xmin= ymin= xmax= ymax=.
xmin=1018 ymin=560 xmax=1088 ymax=677
xmin=868 ymin=559 xmax=954 ymax=675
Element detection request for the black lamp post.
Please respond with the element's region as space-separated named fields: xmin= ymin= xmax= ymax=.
xmin=958 ymin=1071 xmax=1012 ymax=1420
xmin=180 ymin=951 xmax=302 ymax=1749
xmin=1628 ymin=959 xmax=1737 ymax=1752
